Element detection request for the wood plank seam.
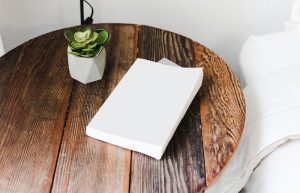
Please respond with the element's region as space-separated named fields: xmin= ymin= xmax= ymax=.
xmin=50 ymin=24 xmax=139 ymax=193
xmin=49 ymin=81 xmax=75 ymax=192
xmin=0 ymin=30 xmax=75 ymax=192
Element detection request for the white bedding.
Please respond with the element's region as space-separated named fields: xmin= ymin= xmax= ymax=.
xmin=206 ymin=63 xmax=300 ymax=193
xmin=205 ymin=30 xmax=300 ymax=193
xmin=244 ymin=139 xmax=300 ymax=193
xmin=239 ymin=32 xmax=300 ymax=86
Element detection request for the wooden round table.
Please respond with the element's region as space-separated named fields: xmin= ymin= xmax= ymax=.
xmin=0 ymin=24 xmax=245 ymax=193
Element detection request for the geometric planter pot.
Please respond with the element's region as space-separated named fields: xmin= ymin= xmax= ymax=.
xmin=67 ymin=47 xmax=106 ymax=84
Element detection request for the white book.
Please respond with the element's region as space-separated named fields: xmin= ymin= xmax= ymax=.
xmin=86 ymin=58 xmax=203 ymax=159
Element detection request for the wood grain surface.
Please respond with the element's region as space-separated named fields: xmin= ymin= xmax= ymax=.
xmin=130 ymin=26 xmax=206 ymax=193
xmin=194 ymin=42 xmax=246 ymax=186
xmin=51 ymin=24 xmax=138 ymax=193
xmin=0 ymin=24 xmax=245 ymax=193
xmin=0 ymin=30 xmax=73 ymax=192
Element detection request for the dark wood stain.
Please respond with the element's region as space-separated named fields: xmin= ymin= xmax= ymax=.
xmin=0 ymin=29 xmax=73 ymax=192
xmin=194 ymin=42 xmax=245 ymax=186
xmin=51 ymin=24 xmax=138 ymax=193
xmin=129 ymin=26 xmax=206 ymax=193
xmin=0 ymin=24 xmax=245 ymax=193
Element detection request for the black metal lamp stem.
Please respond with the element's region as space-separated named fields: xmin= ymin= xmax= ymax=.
xmin=80 ymin=0 xmax=84 ymax=24
xmin=80 ymin=0 xmax=94 ymax=25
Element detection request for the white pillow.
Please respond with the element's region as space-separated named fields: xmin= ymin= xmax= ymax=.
xmin=240 ymin=31 xmax=300 ymax=85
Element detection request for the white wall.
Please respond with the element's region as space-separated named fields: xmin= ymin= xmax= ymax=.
xmin=0 ymin=0 xmax=79 ymax=51
xmin=0 ymin=0 xmax=294 ymax=77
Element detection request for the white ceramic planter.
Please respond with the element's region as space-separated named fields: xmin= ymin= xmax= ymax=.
xmin=67 ymin=47 xmax=106 ymax=84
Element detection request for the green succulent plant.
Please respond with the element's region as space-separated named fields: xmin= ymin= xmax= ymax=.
xmin=64 ymin=27 xmax=110 ymax=58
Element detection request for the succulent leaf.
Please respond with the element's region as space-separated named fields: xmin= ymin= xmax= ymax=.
xmin=96 ymin=30 xmax=110 ymax=45
xmin=81 ymin=38 xmax=93 ymax=45
xmin=81 ymin=52 xmax=96 ymax=57
xmin=82 ymin=47 xmax=95 ymax=52
xmin=71 ymin=41 xmax=86 ymax=49
xmin=87 ymin=43 xmax=98 ymax=49
xmin=68 ymin=52 xmax=81 ymax=56
xmin=90 ymin=32 xmax=98 ymax=42
xmin=74 ymin=31 xmax=90 ymax=43
xmin=64 ymin=30 xmax=74 ymax=43
xmin=93 ymin=46 xmax=104 ymax=57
